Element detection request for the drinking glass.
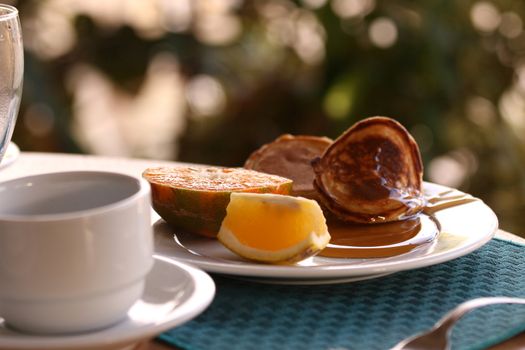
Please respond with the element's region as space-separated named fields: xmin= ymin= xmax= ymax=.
xmin=0 ymin=4 xmax=22 ymax=163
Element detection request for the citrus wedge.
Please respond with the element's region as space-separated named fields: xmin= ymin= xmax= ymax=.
xmin=217 ymin=193 xmax=331 ymax=264
xmin=143 ymin=166 xmax=293 ymax=237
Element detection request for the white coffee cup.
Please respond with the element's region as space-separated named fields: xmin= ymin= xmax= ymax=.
xmin=0 ymin=171 xmax=153 ymax=334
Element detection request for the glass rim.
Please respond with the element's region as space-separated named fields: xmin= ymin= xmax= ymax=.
xmin=0 ymin=4 xmax=18 ymax=20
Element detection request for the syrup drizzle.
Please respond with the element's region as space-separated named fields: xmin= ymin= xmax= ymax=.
xmin=318 ymin=190 xmax=479 ymax=259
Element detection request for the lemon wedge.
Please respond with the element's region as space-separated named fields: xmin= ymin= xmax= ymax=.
xmin=217 ymin=193 xmax=331 ymax=264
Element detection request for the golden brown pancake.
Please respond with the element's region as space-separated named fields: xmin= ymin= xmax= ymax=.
xmin=312 ymin=117 xmax=424 ymax=223
xmin=244 ymin=134 xmax=333 ymax=199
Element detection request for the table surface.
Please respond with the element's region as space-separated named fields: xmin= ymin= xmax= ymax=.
xmin=139 ymin=232 xmax=525 ymax=350
xmin=1 ymin=151 xmax=524 ymax=350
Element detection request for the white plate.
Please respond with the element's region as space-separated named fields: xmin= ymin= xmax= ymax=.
xmin=0 ymin=142 xmax=19 ymax=170
xmin=0 ymin=255 xmax=215 ymax=350
xmin=225 ymin=272 xmax=395 ymax=285
xmin=154 ymin=182 xmax=498 ymax=284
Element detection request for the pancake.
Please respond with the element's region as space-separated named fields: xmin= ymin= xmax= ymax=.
xmin=244 ymin=134 xmax=333 ymax=199
xmin=312 ymin=117 xmax=425 ymax=223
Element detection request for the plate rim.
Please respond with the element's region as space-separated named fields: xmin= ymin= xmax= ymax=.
xmin=0 ymin=255 xmax=215 ymax=349
xmin=154 ymin=182 xmax=498 ymax=282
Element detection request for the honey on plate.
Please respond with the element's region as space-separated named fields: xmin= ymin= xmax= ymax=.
xmin=318 ymin=190 xmax=478 ymax=259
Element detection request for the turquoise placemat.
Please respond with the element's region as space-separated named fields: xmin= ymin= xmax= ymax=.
xmin=159 ymin=238 xmax=525 ymax=350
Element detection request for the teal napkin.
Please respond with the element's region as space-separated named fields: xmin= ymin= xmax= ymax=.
xmin=159 ymin=238 xmax=525 ymax=350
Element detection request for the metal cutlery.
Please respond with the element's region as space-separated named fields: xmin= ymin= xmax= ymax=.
xmin=391 ymin=296 xmax=525 ymax=350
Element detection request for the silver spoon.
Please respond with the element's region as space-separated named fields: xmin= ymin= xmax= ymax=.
xmin=391 ymin=297 xmax=525 ymax=350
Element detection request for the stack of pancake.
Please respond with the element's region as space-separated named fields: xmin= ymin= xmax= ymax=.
xmin=244 ymin=116 xmax=424 ymax=224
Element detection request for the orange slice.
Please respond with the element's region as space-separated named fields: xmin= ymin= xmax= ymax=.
xmin=143 ymin=166 xmax=293 ymax=237
xmin=217 ymin=193 xmax=331 ymax=264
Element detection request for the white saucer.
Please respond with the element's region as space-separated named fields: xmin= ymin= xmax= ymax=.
xmin=0 ymin=255 xmax=215 ymax=350
xmin=154 ymin=182 xmax=498 ymax=285
xmin=0 ymin=142 xmax=19 ymax=170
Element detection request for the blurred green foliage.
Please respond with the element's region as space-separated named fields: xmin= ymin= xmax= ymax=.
xmin=11 ymin=0 xmax=525 ymax=235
